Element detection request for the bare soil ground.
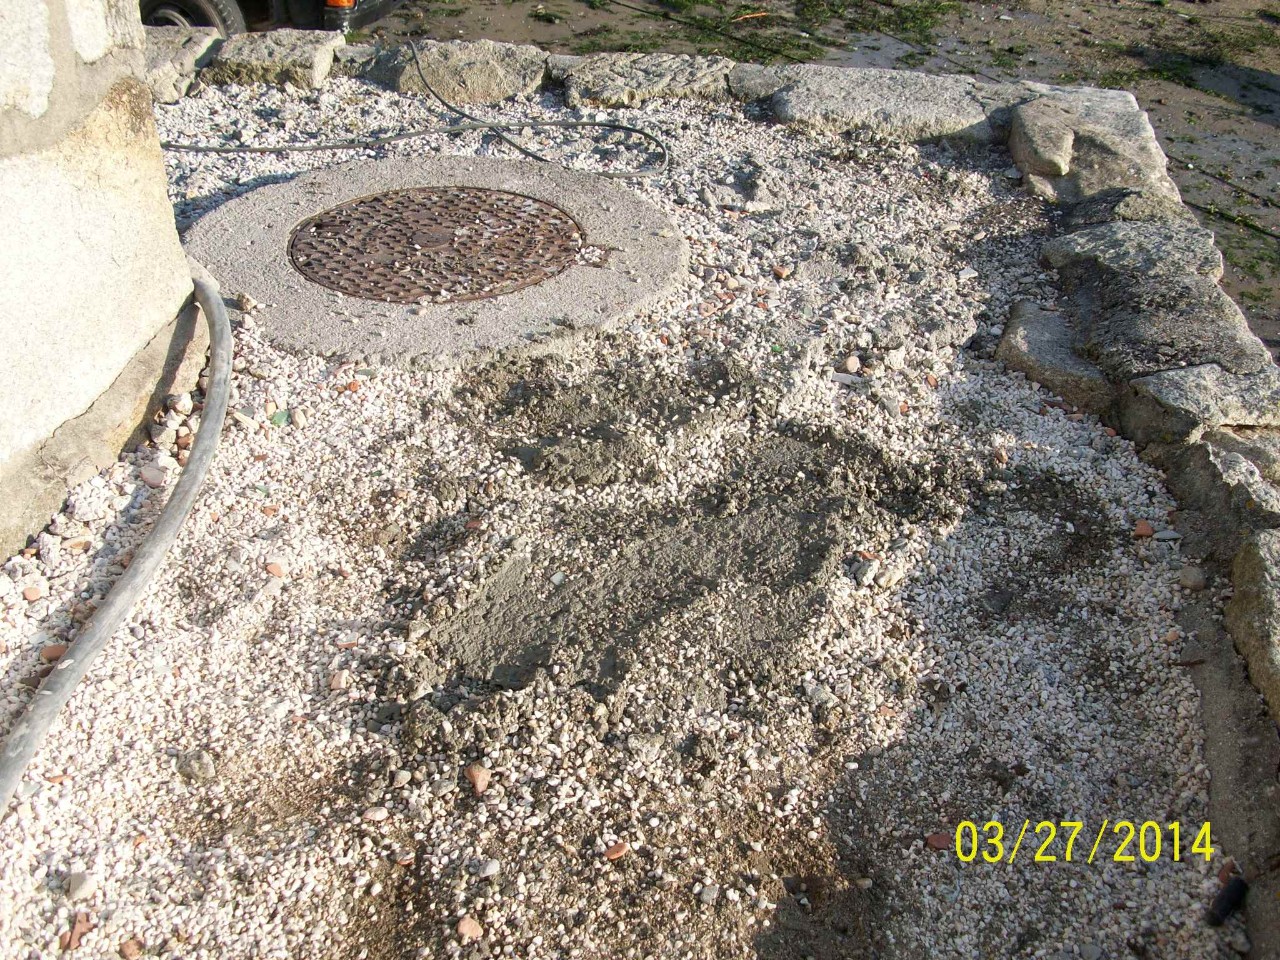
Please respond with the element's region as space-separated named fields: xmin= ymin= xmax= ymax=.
xmin=364 ymin=0 xmax=1280 ymax=357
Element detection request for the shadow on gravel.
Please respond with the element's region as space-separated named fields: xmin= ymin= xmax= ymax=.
xmin=785 ymin=473 xmax=1154 ymax=958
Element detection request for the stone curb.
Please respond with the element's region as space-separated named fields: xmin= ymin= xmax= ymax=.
xmin=200 ymin=29 xmax=345 ymax=91
xmin=1226 ymin=531 xmax=1280 ymax=716
xmin=153 ymin=32 xmax=1280 ymax=721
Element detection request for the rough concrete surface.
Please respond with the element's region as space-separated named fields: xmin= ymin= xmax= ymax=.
xmin=1207 ymin=427 xmax=1280 ymax=485
xmin=1161 ymin=441 xmax=1280 ymax=556
xmin=0 ymin=4 xmax=56 ymax=119
xmin=0 ymin=299 xmax=206 ymax=557
xmin=1 ymin=0 xmax=144 ymax=156
xmin=68 ymin=0 xmax=143 ymax=65
xmin=183 ymin=155 xmax=686 ymax=368
xmin=1061 ymin=187 xmax=1197 ymax=231
xmin=1175 ymin=584 xmax=1280 ymax=960
xmin=1044 ymin=221 xmax=1272 ymax=380
xmin=1226 ymin=531 xmax=1280 ymax=718
xmin=367 ymin=38 xmax=547 ymax=104
xmin=0 ymin=77 xmax=190 ymax=548
xmin=1044 ymin=219 xmax=1225 ymax=281
xmin=142 ymin=26 xmax=220 ymax=104
xmin=1121 ymin=363 xmax=1280 ymax=446
xmin=203 ymin=29 xmax=344 ymax=90
xmin=1068 ymin=273 xmax=1268 ymax=382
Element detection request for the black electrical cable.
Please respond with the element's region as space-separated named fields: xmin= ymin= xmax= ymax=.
xmin=0 ymin=270 xmax=233 ymax=812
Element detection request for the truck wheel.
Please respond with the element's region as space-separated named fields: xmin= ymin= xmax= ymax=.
xmin=139 ymin=0 xmax=248 ymax=35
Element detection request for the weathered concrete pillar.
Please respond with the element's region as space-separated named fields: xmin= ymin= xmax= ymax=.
xmin=0 ymin=0 xmax=199 ymax=555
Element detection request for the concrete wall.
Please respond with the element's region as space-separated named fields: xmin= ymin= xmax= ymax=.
xmin=0 ymin=0 xmax=196 ymax=555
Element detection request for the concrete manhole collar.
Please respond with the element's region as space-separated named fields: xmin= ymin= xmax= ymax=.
xmin=183 ymin=156 xmax=687 ymax=368
xmin=288 ymin=187 xmax=587 ymax=304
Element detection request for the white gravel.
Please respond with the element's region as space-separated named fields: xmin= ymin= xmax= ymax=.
xmin=0 ymin=77 xmax=1242 ymax=959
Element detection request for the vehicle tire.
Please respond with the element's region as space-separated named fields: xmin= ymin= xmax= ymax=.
xmin=139 ymin=0 xmax=247 ymax=35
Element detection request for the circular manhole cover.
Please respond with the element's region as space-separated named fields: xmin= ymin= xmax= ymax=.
xmin=288 ymin=187 xmax=585 ymax=304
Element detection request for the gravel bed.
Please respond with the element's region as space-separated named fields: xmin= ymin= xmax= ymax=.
xmin=0 ymin=78 xmax=1244 ymax=959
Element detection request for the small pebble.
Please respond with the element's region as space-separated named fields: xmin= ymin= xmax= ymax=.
xmin=177 ymin=749 xmax=217 ymax=781
xmin=464 ymin=763 xmax=492 ymax=795
xmin=65 ymin=871 xmax=98 ymax=903
xmin=604 ymin=841 xmax=630 ymax=861
xmin=1179 ymin=566 xmax=1207 ymax=591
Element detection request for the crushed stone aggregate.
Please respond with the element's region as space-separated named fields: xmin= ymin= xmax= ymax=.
xmin=0 ymin=77 xmax=1244 ymax=959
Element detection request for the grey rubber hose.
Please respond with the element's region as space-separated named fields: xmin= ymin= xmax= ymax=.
xmin=0 ymin=271 xmax=232 ymax=812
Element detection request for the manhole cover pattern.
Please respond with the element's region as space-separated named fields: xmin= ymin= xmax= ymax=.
xmin=288 ymin=187 xmax=585 ymax=304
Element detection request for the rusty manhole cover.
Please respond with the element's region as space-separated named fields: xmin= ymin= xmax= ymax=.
xmin=288 ymin=187 xmax=585 ymax=303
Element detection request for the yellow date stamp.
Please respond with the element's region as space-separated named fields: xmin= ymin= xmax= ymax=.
xmin=954 ymin=820 xmax=1215 ymax=865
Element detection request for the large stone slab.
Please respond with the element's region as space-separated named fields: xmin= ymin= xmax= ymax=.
xmin=0 ymin=78 xmax=192 ymax=554
xmin=1225 ymin=530 xmax=1280 ymax=718
xmin=368 ymin=39 xmax=547 ymax=105
xmin=562 ymin=53 xmax=733 ymax=108
xmin=995 ymin=301 xmax=1114 ymax=413
xmin=1043 ymin=220 xmax=1272 ymax=380
xmin=142 ymin=26 xmax=220 ymax=104
xmin=202 ymin=29 xmax=344 ymax=90
xmin=1120 ymin=363 xmax=1280 ymax=446
xmin=1009 ymin=86 xmax=1180 ymax=204
xmin=1010 ymin=96 xmax=1072 ymax=176
xmin=769 ymin=66 xmax=993 ymax=142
